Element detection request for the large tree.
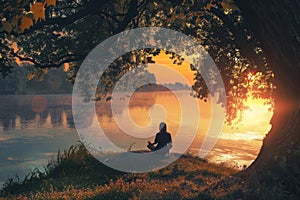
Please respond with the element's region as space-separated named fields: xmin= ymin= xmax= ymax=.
xmin=235 ymin=0 xmax=300 ymax=195
xmin=1 ymin=0 xmax=299 ymax=196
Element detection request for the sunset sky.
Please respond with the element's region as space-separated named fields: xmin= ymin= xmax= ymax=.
xmin=147 ymin=52 xmax=194 ymax=84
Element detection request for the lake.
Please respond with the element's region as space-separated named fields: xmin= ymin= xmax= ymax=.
xmin=0 ymin=91 xmax=269 ymax=187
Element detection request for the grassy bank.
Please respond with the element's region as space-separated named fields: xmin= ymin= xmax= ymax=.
xmin=0 ymin=142 xmax=293 ymax=200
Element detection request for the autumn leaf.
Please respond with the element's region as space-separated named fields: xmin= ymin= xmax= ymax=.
xmin=30 ymin=2 xmax=45 ymax=22
xmin=44 ymin=0 xmax=56 ymax=6
xmin=20 ymin=16 xmax=33 ymax=32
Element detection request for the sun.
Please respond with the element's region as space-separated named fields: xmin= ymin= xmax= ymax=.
xmin=239 ymin=96 xmax=273 ymax=134
xmin=244 ymin=107 xmax=256 ymax=120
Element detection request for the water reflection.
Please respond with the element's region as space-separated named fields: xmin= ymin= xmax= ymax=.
xmin=0 ymin=92 xmax=270 ymax=187
xmin=0 ymin=95 xmax=74 ymax=133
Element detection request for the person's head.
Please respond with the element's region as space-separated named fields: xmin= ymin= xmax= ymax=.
xmin=159 ymin=122 xmax=167 ymax=132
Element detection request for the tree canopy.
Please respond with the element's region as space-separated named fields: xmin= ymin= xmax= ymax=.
xmin=0 ymin=0 xmax=276 ymax=123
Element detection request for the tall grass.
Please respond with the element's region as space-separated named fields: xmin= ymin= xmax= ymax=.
xmin=0 ymin=142 xmax=123 ymax=196
xmin=0 ymin=142 xmax=254 ymax=200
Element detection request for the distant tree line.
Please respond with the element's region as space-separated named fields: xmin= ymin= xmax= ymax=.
xmin=0 ymin=65 xmax=72 ymax=94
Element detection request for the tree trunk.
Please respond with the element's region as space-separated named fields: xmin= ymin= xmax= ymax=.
xmin=235 ymin=0 xmax=300 ymax=193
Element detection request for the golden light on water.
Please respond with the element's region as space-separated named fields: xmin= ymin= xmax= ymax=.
xmin=126 ymin=91 xmax=273 ymax=142
xmin=129 ymin=90 xmax=181 ymax=128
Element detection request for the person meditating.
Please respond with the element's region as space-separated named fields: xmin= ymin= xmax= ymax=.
xmin=147 ymin=122 xmax=172 ymax=153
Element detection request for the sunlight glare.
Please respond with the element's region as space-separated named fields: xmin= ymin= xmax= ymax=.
xmin=235 ymin=96 xmax=273 ymax=137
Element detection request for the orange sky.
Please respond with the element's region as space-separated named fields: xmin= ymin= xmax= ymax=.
xmin=148 ymin=52 xmax=195 ymax=84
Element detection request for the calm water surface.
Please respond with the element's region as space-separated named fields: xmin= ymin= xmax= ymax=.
xmin=0 ymin=91 xmax=266 ymax=187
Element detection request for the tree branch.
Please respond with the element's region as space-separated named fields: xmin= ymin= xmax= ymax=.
xmin=14 ymin=53 xmax=83 ymax=69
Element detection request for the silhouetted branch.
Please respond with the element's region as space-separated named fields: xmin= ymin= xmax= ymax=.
xmin=14 ymin=53 xmax=83 ymax=68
